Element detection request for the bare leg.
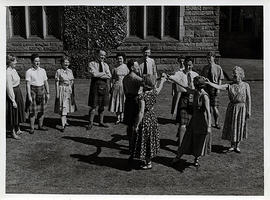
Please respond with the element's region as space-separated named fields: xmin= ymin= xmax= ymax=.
xmin=87 ymin=108 xmax=96 ymax=130
xmin=29 ymin=113 xmax=35 ymax=133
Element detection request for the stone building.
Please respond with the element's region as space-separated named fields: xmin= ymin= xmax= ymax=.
xmin=6 ymin=6 xmax=262 ymax=78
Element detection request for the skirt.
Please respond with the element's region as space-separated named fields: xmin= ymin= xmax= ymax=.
xmin=109 ymin=81 xmax=125 ymax=113
xmin=175 ymin=93 xmax=193 ymax=125
xmin=88 ymin=78 xmax=109 ymax=108
xmin=25 ymin=85 xmax=47 ymax=115
xmin=54 ymin=84 xmax=76 ymax=115
xmin=6 ymin=85 xmax=25 ymax=128
xmin=222 ymin=102 xmax=247 ymax=142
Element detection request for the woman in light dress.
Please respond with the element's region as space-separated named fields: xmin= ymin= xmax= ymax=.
xmin=109 ymin=53 xmax=129 ymax=124
xmin=205 ymin=66 xmax=251 ymax=153
xmin=54 ymin=56 xmax=76 ymax=132
xmin=6 ymin=54 xmax=25 ymax=139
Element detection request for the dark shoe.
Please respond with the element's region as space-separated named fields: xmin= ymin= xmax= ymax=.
xmin=29 ymin=129 xmax=35 ymax=134
xmin=99 ymin=123 xmax=109 ymax=128
xmin=172 ymin=157 xmax=181 ymax=165
xmin=60 ymin=126 xmax=65 ymax=132
xmin=234 ymin=147 xmax=241 ymax=153
xmin=86 ymin=124 xmax=93 ymax=130
xmin=38 ymin=126 xmax=48 ymax=131
xmin=212 ymin=124 xmax=221 ymax=129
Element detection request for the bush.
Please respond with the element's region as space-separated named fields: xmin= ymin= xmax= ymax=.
xmin=63 ymin=6 xmax=127 ymax=77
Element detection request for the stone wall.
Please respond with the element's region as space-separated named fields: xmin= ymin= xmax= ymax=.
xmin=6 ymin=39 xmax=64 ymax=78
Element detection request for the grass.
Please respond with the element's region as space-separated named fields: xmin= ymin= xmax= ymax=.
xmin=6 ymin=58 xmax=263 ymax=195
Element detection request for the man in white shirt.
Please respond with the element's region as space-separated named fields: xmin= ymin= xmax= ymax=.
xmin=87 ymin=49 xmax=112 ymax=130
xmin=168 ymin=57 xmax=199 ymax=146
xmin=138 ymin=46 xmax=158 ymax=80
xmin=25 ymin=53 xmax=50 ymax=134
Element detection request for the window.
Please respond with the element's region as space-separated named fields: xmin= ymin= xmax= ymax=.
xmin=128 ymin=6 xmax=182 ymax=40
xmin=29 ymin=6 xmax=43 ymax=37
xmin=7 ymin=6 xmax=62 ymax=39
xmin=164 ymin=6 xmax=179 ymax=39
xmin=129 ymin=6 xmax=144 ymax=38
xmin=10 ymin=7 xmax=26 ymax=37
xmin=46 ymin=6 xmax=61 ymax=38
xmin=147 ymin=6 xmax=161 ymax=38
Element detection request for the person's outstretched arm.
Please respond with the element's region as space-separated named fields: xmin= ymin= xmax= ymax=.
xmin=134 ymin=99 xmax=145 ymax=132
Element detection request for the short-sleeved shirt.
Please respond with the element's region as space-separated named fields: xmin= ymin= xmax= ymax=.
xmin=201 ymin=63 xmax=224 ymax=84
xmin=55 ymin=68 xmax=74 ymax=85
xmin=25 ymin=67 xmax=48 ymax=86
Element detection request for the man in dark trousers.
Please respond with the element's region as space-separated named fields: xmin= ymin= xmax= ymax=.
xmin=87 ymin=49 xmax=112 ymax=130
xmin=123 ymin=59 xmax=143 ymax=169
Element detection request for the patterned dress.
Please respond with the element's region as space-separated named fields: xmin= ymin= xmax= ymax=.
xmin=133 ymin=89 xmax=160 ymax=160
xmin=222 ymin=82 xmax=251 ymax=142
xmin=54 ymin=68 xmax=76 ymax=115
xmin=109 ymin=64 xmax=129 ymax=113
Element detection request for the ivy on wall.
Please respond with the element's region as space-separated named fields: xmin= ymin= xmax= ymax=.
xmin=63 ymin=6 xmax=127 ymax=77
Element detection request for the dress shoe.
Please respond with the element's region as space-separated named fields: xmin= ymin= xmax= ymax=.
xmin=38 ymin=126 xmax=48 ymax=131
xmin=99 ymin=123 xmax=109 ymax=128
xmin=86 ymin=124 xmax=93 ymax=130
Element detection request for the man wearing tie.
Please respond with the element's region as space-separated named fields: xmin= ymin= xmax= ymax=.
xmin=87 ymin=49 xmax=112 ymax=130
xmin=138 ymin=46 xmax=158 ymax=79
xmin=168 ymin=57 xmax=199 ymax=147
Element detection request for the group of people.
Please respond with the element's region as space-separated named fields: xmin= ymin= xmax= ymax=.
xmin=6 ymin=46 xmax=251 ymax=170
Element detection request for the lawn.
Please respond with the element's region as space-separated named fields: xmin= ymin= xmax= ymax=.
xmin=6 ymin=58 xmax=264 ymax=195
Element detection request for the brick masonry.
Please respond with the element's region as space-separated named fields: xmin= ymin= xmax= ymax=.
xmin=6 ymin=6 xmax=220 ymax=78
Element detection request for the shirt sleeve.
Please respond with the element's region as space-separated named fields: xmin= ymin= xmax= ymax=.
xmin=219 ymin=66 xmax=224 ymax=80
xmin=89 ymin=62 xmax=104 ymax=78
xmin=25 ymin=70 xmax=31 ymax=82
xmin=6 ymin=72 xmax=15 ymax=102
xmin=104 ymin=63 xmax=112 ymax=78
xmin=43 ymin=69 xmax=48 ymax=81
xmin=70 ymin=69 xmax=74 ymax=80
xmin=55 ymin=70 xmax=60 ymax=81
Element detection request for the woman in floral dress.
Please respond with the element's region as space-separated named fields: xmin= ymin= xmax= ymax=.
xmin=54 ymin=56 xmax=76 ymax=132
xmin=206 ymin=66 xmax=251 ymax=153
xmin=109 ymin=53 xmax=129 ymax=124
xmin=133 ymin=74 xmax=166 ymax=169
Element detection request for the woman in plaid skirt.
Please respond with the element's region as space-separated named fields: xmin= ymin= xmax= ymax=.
xmin=25 ymin=54 xmax=50 ymax=134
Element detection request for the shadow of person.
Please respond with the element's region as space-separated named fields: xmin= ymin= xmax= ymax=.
xmin=211 ymin=145 xmax=229 ymax=154
xmin=68 ymin=114 xmax=117 ymax=124
xmin=152 ymin=156 xmax=193 ymax=173
xmin=159 ymin=138 xmax=178 ymax=155
xmin=62 ymin=136 xmax=129 ymax=155
xmin=157 ymin=117 xmax=176 ymax=125
xmin=70 ymin=147 xmax=131 ymax=171
xmin=109 ymin=134 xmax=128 ymax=143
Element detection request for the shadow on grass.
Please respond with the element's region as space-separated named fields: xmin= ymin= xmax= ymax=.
xmin=160 ymin=138 xmax=178 ymax=155
xmin=62 ymin=136 xmax=129 ymax=154
xmin=153 ymin=156 xmax=193 ymax=173
xmin=157 ymin=117 xmax=176 ymax=125
xmin=70 ymin=147 xmax=131 ymax=171
xmin=109 ymin=134 xmax=128 ymax=143
xmin=211 ymin=145 xmax=229 ymax=154
xmin=68 ymin=114 xmax=117 ymax=124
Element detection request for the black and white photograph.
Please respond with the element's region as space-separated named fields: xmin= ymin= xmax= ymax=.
xmin=0 ymin=1 xmax=269 ymax=199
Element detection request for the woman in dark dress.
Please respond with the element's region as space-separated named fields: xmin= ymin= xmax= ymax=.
xmin=172 ymin=76 xmax=212 ymax=167
xmin=133 ymin=74 xmax=166 ymax=169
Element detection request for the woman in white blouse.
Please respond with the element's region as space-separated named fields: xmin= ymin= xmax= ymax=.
xmin=6 ymin=54 xmax=25 ymax=139
xmin=54 ymin=56 xmax=76 ymax=132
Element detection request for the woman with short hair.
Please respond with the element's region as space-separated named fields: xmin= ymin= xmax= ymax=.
xmin=109 ymin=53 xmax=129 ymax=124
xmin=6 ymin=54 xmax=25 ymax=139
xmin=54 ymin=56 xmax=76 ymax=132
xmin=25 ymin=53 xmax=50 ymax=134
xmin=205 ymin=66 xmax=251 ymax=153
